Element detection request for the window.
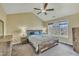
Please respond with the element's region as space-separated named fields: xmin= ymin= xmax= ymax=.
xmin=48 ymin=21 xmax=68 ymax=36
xmin=59 ymin=22 xmax=68 ymax=35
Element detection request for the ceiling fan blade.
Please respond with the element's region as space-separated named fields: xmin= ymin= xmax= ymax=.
xmin=46 ymin=9 xmax=54 ymax=11
xmin=37 ymin=12 xmax=41 ymax=14
xmin=34 ymin=8 xmax=40 ymax=10
xmin=44 ymin=12 xmax=47 ymax=15
xmin=44 ymin=3 xmax=48 ymax=10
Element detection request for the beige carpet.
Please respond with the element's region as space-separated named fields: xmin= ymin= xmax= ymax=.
xmin=11 ymin=43 xmax=79 ymax=56
xmin=12 ymin=44 xmax=36 ymax=56
xmin=39 ymin=43 xmax=79 ymax=56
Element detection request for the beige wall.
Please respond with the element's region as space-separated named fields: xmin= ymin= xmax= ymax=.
xmin=45 ymin=13 xmax=79 ymax=45
xmin=43 ymin=22 xmax=48 ymax=33
xmin=0 ymin=4 xmax=7 ymax=35
xmin=6 ymin=13 xmax=44 ymax=35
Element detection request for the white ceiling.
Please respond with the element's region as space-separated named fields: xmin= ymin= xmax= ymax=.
xmin=2 ymin=3 xmax=79 ymax=21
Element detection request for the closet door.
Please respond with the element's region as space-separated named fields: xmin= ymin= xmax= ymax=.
xmin=72 ymin=28 xmax=79 ymax=53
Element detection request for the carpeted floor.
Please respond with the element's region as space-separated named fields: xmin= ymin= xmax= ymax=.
xmin=12 ymin=44 xmax=36 ymax=56
xmin=39 ymin=43 xmax=79 ymax=56
xmin=11 ymin=43 xmax=79 ymax=56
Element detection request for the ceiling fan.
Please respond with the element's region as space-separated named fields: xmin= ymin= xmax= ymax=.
xmin=34 ymin=3 xmax=54 ymax=15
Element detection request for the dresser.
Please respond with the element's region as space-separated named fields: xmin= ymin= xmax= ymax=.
xmin=72 ymin=28 xmax=79 ymax=53
xmin=0 ymin=35 xmax=12 ymax=56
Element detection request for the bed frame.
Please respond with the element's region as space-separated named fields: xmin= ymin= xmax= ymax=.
xmin=38 ymin=40 xmax=59 ymax=53
xmin=29 ymin=39 xmax=59 ymax=54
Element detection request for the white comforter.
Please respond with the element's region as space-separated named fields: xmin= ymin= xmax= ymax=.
xmin=28 ymin=34 xmax=58 ymax=52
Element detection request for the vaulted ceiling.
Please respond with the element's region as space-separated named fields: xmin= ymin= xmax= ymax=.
xmin=2 ymin=3 xmax=79 ymax=21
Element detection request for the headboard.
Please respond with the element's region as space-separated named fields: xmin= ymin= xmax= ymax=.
xmin=27 ymin=30 xmax=42 ymax=37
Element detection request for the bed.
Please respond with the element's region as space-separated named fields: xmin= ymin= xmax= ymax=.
xmin=28 ymin=34 xmax=59 ymax=53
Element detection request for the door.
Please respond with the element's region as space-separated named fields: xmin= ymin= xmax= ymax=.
xmin=72 ymin=28 xmax=79 ymax=53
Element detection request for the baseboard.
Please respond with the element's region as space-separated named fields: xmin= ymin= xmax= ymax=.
xmin=59 ymin=42 xmax=73 ymax=47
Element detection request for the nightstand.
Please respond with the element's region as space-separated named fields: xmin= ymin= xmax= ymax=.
xmin=21 ymin=37 xmax=28 ymax=44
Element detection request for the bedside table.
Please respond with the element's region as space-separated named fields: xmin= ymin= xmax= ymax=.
xmin=21 ymin=37 xmax=28 ymax=44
